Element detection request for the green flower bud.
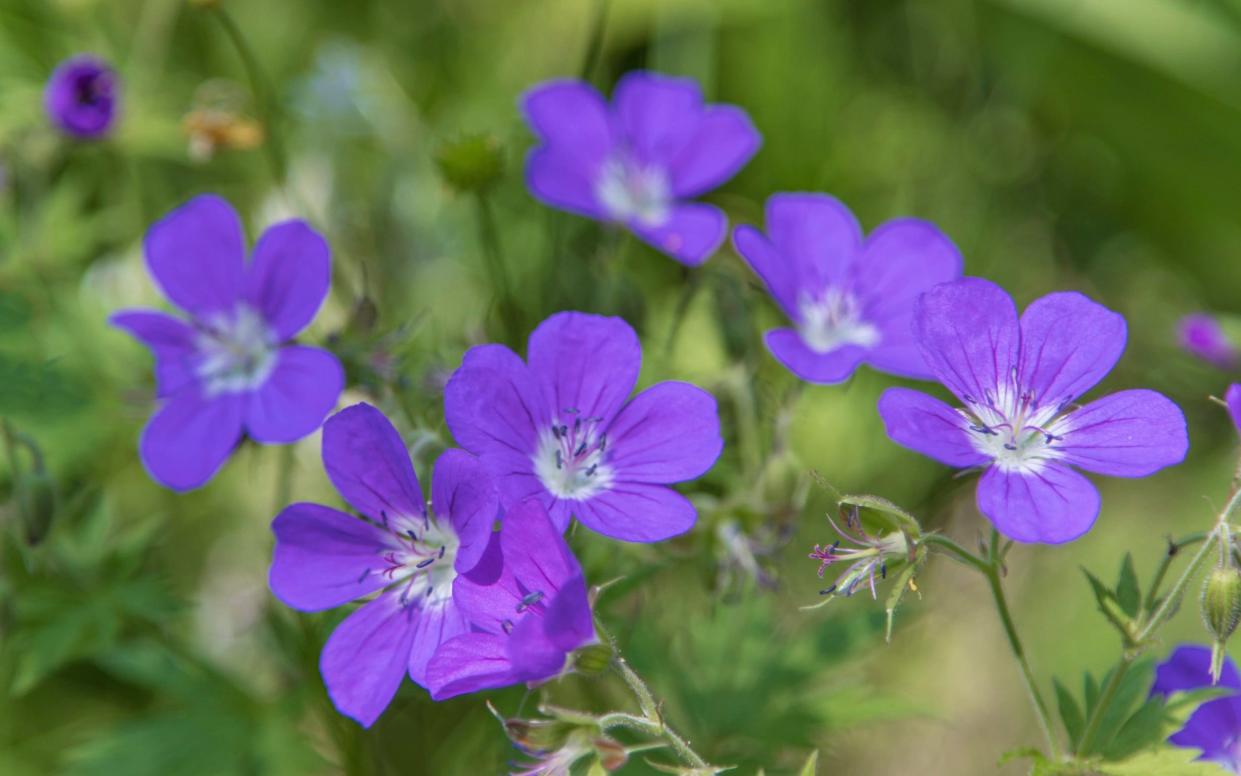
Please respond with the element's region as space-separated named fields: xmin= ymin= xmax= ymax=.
xmin=19 ymin=468 xmax=56 ymax=546
xmin=1201 ymin=566 xmax=1241 ymax=683
xmin=571 ymin=642 xmax=614 ymax=675
xmin=434 ymin=134 xmax=505 ymax=194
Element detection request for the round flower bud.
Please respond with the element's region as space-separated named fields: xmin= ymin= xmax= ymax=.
xmin=434 ymin=134 xmax=505 ymax=194
xmin=570 ymin=642 xmax=614 ymax=675
xmin=1201 ymin=566 xmax=1241 ymax=683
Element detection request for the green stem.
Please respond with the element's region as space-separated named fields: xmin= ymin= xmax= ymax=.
xmin=662 ymin=269 xmax=701 ymax=359
xmin=921 ymin=533 xmax=990 ymax=574
xmin=475 ymin=191 xmax=521 ymax=341
xmin=210 ymin=6 xmax=287 ymax=183
xmin=273 ymin=445 xmax=294 ymax=515
xmin=579 ymin=0 xmax=611 ymax=82
xmin=1142 ymin=531 xmax=1208 ymax=616
xmin=1075 ymin=658 xmax=1130 ymax=757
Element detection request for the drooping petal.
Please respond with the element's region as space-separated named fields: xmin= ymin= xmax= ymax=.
xmin=877 ymin=387 xmax=989 ymax=468
xmin=139 ymin=388 xmax=244 ymax=491
xmin=527 ymin=312 xmax=640 ymax=427
xmin=764 ymin=193 xmax=862 ymax=295
xmin=976 ymin=463 xmax=1100 ymax=544
xmin=243 ymin=220 xmax=331 ymax=340
xmin=143 ymin=195 xmax=245 ymax=317
xmin=109 ymin=310 xmax=200 ymax=397
xmin=506 ymin=604 xmax=571 ymax=681
xmin=320 ymin=591 xmax=416 ymax=728
xmin=449 ymin=531 xmax=514 ymax=633
xmin=521 ymin=80 xmax=614 ymax=164
xmin=426 ymin=633 xmax=520 ymax=701
xmin=431 ymin=448 xmax=499 ymax=573
xmin=764 ymin=328 xmax=866 ymax=384
xmin=322 ymin=403 xmax=424 ymax=522
xmin=574 ymin=482 xmax=697 ymax=542
xmin=245 ymin=345 xmax=343 ymax=444
xmin=604 ymin=381 xmax=722 ymax=483
xmin=1170 ymin=698 xmax=1241 ymax=768
xmin=733 ymin=225 xmax=798 ymax=318
xmin=1018 ymin=292 xmax=1127 ymax=408
xmin=666 ymin=105 xmax=760 ymax=197
xmin=1055 ymin=390 xmax=1188 ymax=477
xmin=269 ymin=503 xmax=391 ymax=611
xmin=525 ymin=146 xmax=609 ymax=219
xmin=500 ymin=499 xmax=584 ymax=592
xmin=1227 ymin=384 xmax=1241 ymax=433
xmin=613 ymin=72 xmax=702 ymax=168
xmin=406 ymin=600 xmax=471 ymax=688
xmin=1153 ymin=645 xmax=1241 ymax=695
xmin=914 ymin=277 xmax=1020 ymax=406
xmin=631 ymin=202 xmax=727 ymax=266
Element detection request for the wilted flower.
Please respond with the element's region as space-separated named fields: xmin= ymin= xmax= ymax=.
xmin=1152 ymin=645 xmax=1241 ymax=772
xmin=111 ymin=195 xmax=343 ymax=490
xmin=444 ymin=311 xmax=723 ymax=542
xmin=183 ymin=108 xmax=264 ymax=162
xmin=733 ymin=193 xmax=961 ymax=383
xmin=1179 ymin=313 xmax=1237 ymax=369
xmin=426 ymin=499 xmax=597 ymax=700
xmin=809 ymin=507 xmax=910 ymax=598
xmin=269 ymin=403 xmax=498 ymax=726
xmin=521 ymin=71 xmax=760 ymax=265
xmin=45 ymin=55 xmax=119 ymax=139
xmin=878 ymin=277 xmax=1188 ymax=543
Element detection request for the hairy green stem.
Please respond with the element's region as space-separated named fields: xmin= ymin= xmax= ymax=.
xmin=1142 ymin=531 xmax=1208 ymax=616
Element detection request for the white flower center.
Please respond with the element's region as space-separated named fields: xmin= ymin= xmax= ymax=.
xmin=533 ymin=411 xmax=613 ymax=500
xmin=376 ymin=512 xmax=460 ymax=608
xmin=595 ymin=156 xmax=671 ymax=228
xmin=960 ymin=374 xmax=1071 ymax=473
xmin=797 ymin=288 xmax=880 ymax=354
xmin=195 ymin=304 xmax=277 ymax=396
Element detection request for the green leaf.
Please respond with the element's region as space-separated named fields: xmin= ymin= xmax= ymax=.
xmin=1085 ymin=672 xmax=1101 ymax=716
xmin=1083 ymin=569 xmax=1134 ymax=638
xmin=1081 ymin=660 xmax=1157 ymax=757
xmin=1116 ymin=553 xmax=1141 ymax=619
xmin=1101 ymin=746 xmax=1228 ymax=774
xmin=1054 ymin=677 xmax=1085 ymax=747
xmin=837 ymin=494 xmax=921 ymax=537
xmin=798 ymin=750 xmax=819 ymax=776
xmin=1103 ymin=696 xmax=1167 ymax=761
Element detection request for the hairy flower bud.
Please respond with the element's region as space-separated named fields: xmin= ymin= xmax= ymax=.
xmin=571 ymin=642 xmax=614 ymax=675
xmin=1201 ymin=566 xmax=1241 ymax=683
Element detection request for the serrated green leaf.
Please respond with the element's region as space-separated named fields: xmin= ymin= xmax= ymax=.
xmin=837 ymin=494 xmax=921 ymax=537
xmin=1116 ymin=553 xmax=1141 ymax=619
xmin=1054 ymin=677 xmax=1085 ymax=747
xmin=1104 ymin=696 xmax=1167 ymax=760
xmin=1085 ymin=672 xmax=1101 ymax=716
xmin=798 ymin=750 xmax=818 ymax=776
xmin=1082 ymin=660 xmax=1156 ymax=757
xmin=1083 ymin=569 xmax=1134 ymax=637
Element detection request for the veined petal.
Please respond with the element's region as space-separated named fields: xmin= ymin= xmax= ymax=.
xmin=527 ymin=312 xmax=640 ymax=427
xmin=139 ymin=388 xmax=244 ymax=491
xmin=877 ymin=387 xmax=989 ymax=468
xmin=431 ymin=449 xmax=499 ymax=573
xmin=605 ymin=381 xmax=722 ymax=484
xmin=244 ymin=220 xmax=331 ymax=340
xmin=426 ymin=633 xmax=519 ymax=701
xmin=322 ymin=403 xmax=425 ymax=522
xmin=144 ymin=195 xmax=245 ymax=317
xmin=245 ymin=345 xmax=343 ymax=444
xmin=631 ymin=202 xmax=727 ymax=266
xmin=406 ymin=600 xmax=470 ymax=688
xmin=575 ymin=482 xmax=697 ymax=543
xmin=914 ymin=277 xmax=1019 ymax=406
xmin=320 ymin=591 xmax=416 ymax=728
xmin=666 ymin=105 xmax=760 ymax=197
xmin=1056 ymin=390 xmax=1188 ymax=477
xmin=764 ymin=328 xmax=866 ymax=384
xmin=269 ymin=503 xmax=391 ymax=611
xmin=976 ymin=463 xmax=1100 ymax=544
xmin=109 ymin=310 xmax=200 ymax=397
xmin=507 ymin=604 xmax=570 ymax=681
xmin=1018 ymin=291 xmax=1126 ymax=408
xmin=444 ymin=344 xmax=543 ymax=463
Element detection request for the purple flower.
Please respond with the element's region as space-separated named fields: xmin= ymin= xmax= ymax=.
xmin=444 ymin=311 xmax=723 ymax=542
xmin=269 ymin=403 xmax=499 ymax=727
xmin=1152 ymin=645 xmax=1241 ymax=772
xmin=1179 ymin=313 xmax=1237 ymax=369
xmin=426 ymin=498 xmax=596 ymax=701
xmin=1228 ymin=385 xmax=1241 ymax=432
xmin=111 ymin=195 xmax=343 ymax=491
xmin=733 ymin=193 xmax=962 ymax=383
xmin=45 ymin=55 xmax=119 ymax=139
xmin=877 ymin=277 xmax=1188 ymax=543
xmin=522 ymin=71 xmax=760 ymax=266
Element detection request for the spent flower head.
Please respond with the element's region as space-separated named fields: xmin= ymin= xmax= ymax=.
xmin=810 ymin=506 xmax=910 ymax=599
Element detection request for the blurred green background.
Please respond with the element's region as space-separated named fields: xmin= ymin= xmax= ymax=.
xmin=4 ymin=0 xmax=1241 ymax=773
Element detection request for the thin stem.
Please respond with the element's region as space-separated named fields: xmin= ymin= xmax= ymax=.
xmin=1142 ymin=531 xmax=1208 ymax=616
xmin=662 ymin=269 xmax=701 ymax=359
xmin=921 ymin=533 xmax=990 ymax=574
xmin=579 ymin=0 xmax=611 ymax=82
xmin=1075 ymin=658 xmax=1130 ymax=757
xmin=475 ymin=191 xmax=521 ymax=341
xmin=273 ymin=445 xmax=295 ymax=515
xmin=209 ymin=6 xmax=287 ymax=183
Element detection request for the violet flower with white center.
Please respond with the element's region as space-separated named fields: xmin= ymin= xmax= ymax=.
xmin=877 ymin=277 xmax=1188 ymax=544
xmin=522 ymin=71 xmax=760 ymax=266
xmin=269 ymin=403 xmax=498 ymax=727
xmin=444 ymin=311 xmax=723 ymax=542
xmin=1152 ymin=645 xmax=1241 ymax=772
xmin=733 ymin=193 xmax=962 ymax=383
xmin=45 ymin=54 xmax=119 ymax=139
xmin=809 ymin=508 xmax=909 ymax=599
xmin=111 ymin=195 xmax=343 ymax=491
xmin=1179 ymin=313 xmax=1238 ymax=369
xmin=425 ymin=498 xmax=596 ymax=701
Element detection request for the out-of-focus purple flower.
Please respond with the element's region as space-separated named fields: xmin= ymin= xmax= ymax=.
xmin=733 ymin=193 xmax=962 ymax=383
xmin=111 ymin=195 xmax=343 ymax=490
xmin=1179 ymin=314 xmax=1238 ymax=369
xmin=269 ymin=403 xmax=498 ymax=727
xmin=426 ymin=499 xmax=596 ymax=701
xmin=521 ymin=71 xmax=760 ymax=266
xmin=1152 ymin=645 xmax=1241 ymax=772
xmin=877 ymin=277 xmax=1188 ymax=544
xmin=444 ymin=311 xmax=722 ymax=542
xmin=45 ymin=55 xmax=119 ymax=139
xmin=1227 ymin=385 xmax=1241 ymax=433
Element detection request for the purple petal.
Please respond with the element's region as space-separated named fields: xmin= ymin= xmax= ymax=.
xmin=613 ymin=72 xmax=702 ymax=168
xmin=1154 ymin=645 xmax=1241 ymax=695
xmin=245 ymin=345 xmax=343 ymax=444
xmin=1057 ymin=390 xmax=1188 ymax=477
xmin=426 ymin=633 xmax=519 ymax=701
xmin=525 ymin=146 xmax=608 ymax=220
xmin=269 ymin=503 xmax=391 ymax=611
xmin=507 ymin=604 xmax=571 ymax=681
xmin=631 ymin=202 xmax=727 ymax=266
xmin=575 ymin=482 xmax=697 ymax=542
xmin=764 ymin=328 xmax=866 ymax=384
xmin=877 ymin=387 xmax=989 ymax=468
xmin=1179 ymin=314 xmax=1237 ymax=368
xmin=733 ymin=225 xmax=798 ymax=318
xmin=527 ymin=312 xmax=640 ymax=427
xmin=243 ymin=220 xmax=331 ymax=340
xmin=914 ymin=277 xmax=1019 ymax=405
xmin=605 ymin=381 xmax=722 ymax=483
xmin=521 ymin=80 xmax=614 ymax=164
xmin=109 ymin=310 xmax=199 ymax=397
xmin=44 ymin=55 xmax=118 ymax=139
xmin=764 ymin=193 xmax=862 ymax=295
xmin=1170 ymin=698 xmax=1241 ymax=768
xmin=320 ymin=591 xmax=415 ymax=728
xmin=1018 ymin=292 xmax=1127 ymax=408
xmin=406 ymin=601 xmax=470 ymax=688
xmin=1227 ymin=384 xmax=1241 ymax=433
xmin=539 ymin=573 xmax=594 ymax=653
xmin=431 ymin=449 xmax=499 ymax=573
xmin=139 ymin=388 xmax=244 ymax=491
xmin=976 ymin=464 xmax=1100 ymax=544
xmin=144 ymin=195 xmax=245 ymax=317
xmin=322 ymin=403 xmax=425 ymax=522
xmin=666 ymin=105 xmax=760 ymax=197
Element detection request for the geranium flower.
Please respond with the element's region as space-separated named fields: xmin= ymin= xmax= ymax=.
xmin=111 ymin=194 xmax=343 ymax=490
xmin=877 ymin=277 xmax=1188 ymax=543
xmin=444 ymin=311 xmax=722 ymax=542
xmin=1152 ymin=645 xmax=1241 ymax=772
xmin=521 ymin=71 xmax=760 ymax=265
xmin=426 ymin=499 xmax=596 ymax=701
xmin=733 ymin=193 xmax=962 ymax=383
xmin=269 ymin=403 xmax=498 ymax=727
xmin=45 ymin=55 xmax=119 ymax=139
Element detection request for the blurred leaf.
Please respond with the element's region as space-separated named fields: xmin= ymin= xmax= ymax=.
xmin=1100 ymin=746 xmax=1226 ymax=775
xmin=798 ymin=749 xmax=819 ymax=776
xmin=1103 ymin=696 xmax=1166 ymax=761
xmin=1080 ymin=660 xmax=1156 ymax=757
xmin=1054 ymin=677 xmax=1084 ymax=748
xmin=1116 ymin=553 xmax=1141 ymax=619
